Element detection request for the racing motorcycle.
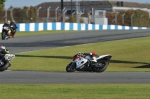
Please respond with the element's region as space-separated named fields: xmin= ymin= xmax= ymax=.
xmin=1 ymin=25 xmax=15 ymax=40
xmin=0 ymin=54 xmax=15 ymax=71
xmin=66 ymin=53 xmax=112 ymax=72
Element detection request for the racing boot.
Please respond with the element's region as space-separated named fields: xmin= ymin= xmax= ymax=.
xmin=8 ymin=63 xmax=11 ymax=67
xmin=5 ymin=36 xmax=9 ymax=39
xmin=12 ymin=35 xmax=14 ymax=38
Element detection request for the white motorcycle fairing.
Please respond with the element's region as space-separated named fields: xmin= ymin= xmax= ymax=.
xmin=96 ymin=54 xmax=111 ymax=60
xmin=74 ymin=57 xmax=88 ymax=69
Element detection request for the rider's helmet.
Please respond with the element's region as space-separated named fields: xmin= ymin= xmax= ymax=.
xmin=91 ymin=51 xmax=97 ymax=55
xmin=0 ymin=46 xmax=6 ymax=50
xmin=7 ymin=20 xmax=11 ymax=24
xmin=78 ymin=52 xmax=82 ymax=56
xmin=12 ymin=20 xmax=16 ymax=23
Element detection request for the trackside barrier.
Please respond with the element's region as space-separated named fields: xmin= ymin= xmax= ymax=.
xmin=0 ymin=22 xmax=150 ymax=32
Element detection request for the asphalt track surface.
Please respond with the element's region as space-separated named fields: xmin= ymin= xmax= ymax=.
xmin=0 ymin=30 xmax=150 ymax=84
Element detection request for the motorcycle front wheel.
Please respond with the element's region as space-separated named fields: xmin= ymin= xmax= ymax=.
xmin=66 ymin=62 xmax=76 ymax=72
xmin=1 ymin=31 xmax=6 ymax=40
xmin=0 ymin=60 xmax=10 ymax=71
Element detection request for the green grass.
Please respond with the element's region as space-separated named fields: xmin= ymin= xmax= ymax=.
xmin=10 ymin=36 xmax=150 ymax=72
xmin=0 ymin=84 xmax=150 ymax=99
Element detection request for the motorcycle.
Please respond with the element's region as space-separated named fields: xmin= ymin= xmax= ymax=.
xmin=66 ymin=53 xmax=112 ymax=72
xmin=1 ymin=25 xmax=15 ymax=40
xmin=0 ymin=54 xmax=15 ymax=71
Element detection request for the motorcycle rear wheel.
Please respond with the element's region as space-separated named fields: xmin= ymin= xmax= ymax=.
xmin=92 ymin=61 xmax=109 ymax=72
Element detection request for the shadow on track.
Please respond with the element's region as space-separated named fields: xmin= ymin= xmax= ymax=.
xmin=16 ymin=54 xmax=72 ymax=59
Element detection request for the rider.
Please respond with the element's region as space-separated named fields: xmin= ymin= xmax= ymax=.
xmin=78 ymin=51 xmax=98 ymax=62
xmin=10 ymin=20 xmax=17 ymax=38
xmin=2 ymin=20 xmax=11 ymax=38
xmin=0 ymin=46 xmax=9 ymax=65
xmin=0 ymin=46 xmax=9 ymax=58
xmin=2 ymin=20 xmax=17 ymax=38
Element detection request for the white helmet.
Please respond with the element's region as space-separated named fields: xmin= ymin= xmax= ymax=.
xmin=0 ymin=46 xmax=6 ymax=49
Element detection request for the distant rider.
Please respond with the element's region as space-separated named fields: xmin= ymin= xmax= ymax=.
xmin=2 ymin=20 xmax=11 ymax=38
xmin=2 ymin=20 xmax=17 ymax=38
xmin=10 ymin=21 xmax=17 ymax=38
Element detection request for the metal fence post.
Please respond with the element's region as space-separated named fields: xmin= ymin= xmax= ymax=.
xmin=10 ymin=7 xmax=14 ymax=21
xmin=55 ymin=7 xmax=59 ymax=22
xmin=37 ymin=7 xmax=41 ymax=19
xmin=63 ymin=10 xmax=67 ymax=22
xmin=131 ymin=14 xmax=134 ymax=26
xmin=47 ymin=6 xmax=51 ymax=22
xmin=76 ymin=1 xmax=79 ymax=23
xmin=26 ymin=7 xmax=30 ymax=17
xmin=62 ymin=7 xmax=66 ymax=22
xmin=72 ymin=12 xmax=75 ymax=16
xmin=122 ymin=13 xmax=125 ymax=25
xmin=91 ymin=8 xmax=95 ymax=24
xmin=88 ymin=11 xmax=91 ymax=23
xmin=115 ymin=12 xmax=119 ymax=24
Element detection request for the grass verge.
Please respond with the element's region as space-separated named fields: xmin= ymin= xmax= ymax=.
xmin=10 ymin=36 xmax=150 ymax=72
xmin=0 ymin=84 xmax=150 ymax=99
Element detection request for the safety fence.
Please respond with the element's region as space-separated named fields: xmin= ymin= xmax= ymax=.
xmin=0 ymin=22 xmax=149 ymax=32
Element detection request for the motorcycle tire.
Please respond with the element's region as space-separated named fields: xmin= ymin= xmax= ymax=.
xmin=92 ymin=61 xmax=109 ymax=72
xmin=0 ymin=60 xmax=10 ymax=71
xmin=1 ymin=32 xmax=6 ymax=40
xmin=66 ymin=62 xmax=76 ymax=72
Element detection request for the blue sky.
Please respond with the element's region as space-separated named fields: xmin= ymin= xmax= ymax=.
xmin=4 ymin=0 xmax=150 ymax=9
